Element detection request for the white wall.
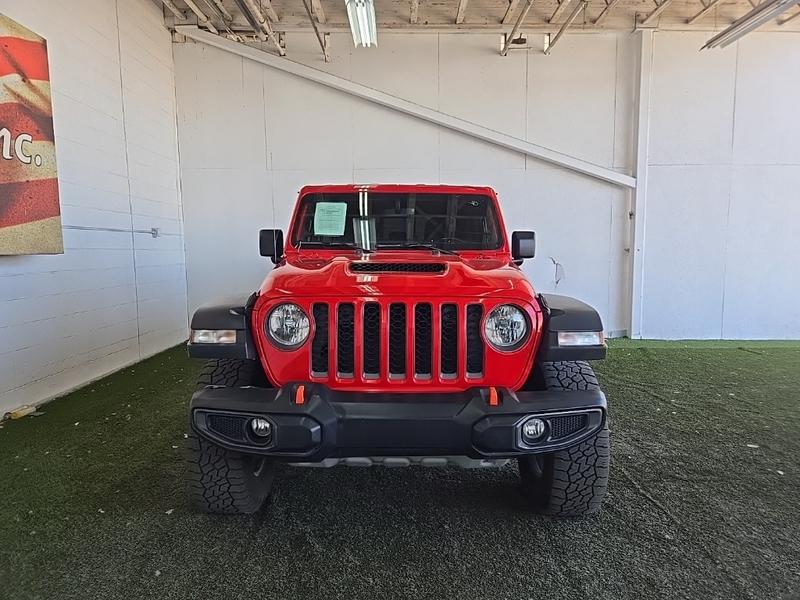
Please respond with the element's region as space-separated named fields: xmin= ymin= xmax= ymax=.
xmin=642 ymin=31 xmax=800 ymax=339
xmin=174 ymin=32 xmax=633 ymax=337
xmin=175 ymin=29 xmax=800 ymax=341
xmin=0 ymin=0 xmax=187 ymax=414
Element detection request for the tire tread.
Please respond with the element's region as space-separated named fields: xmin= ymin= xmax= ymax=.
xmin=519 ymin=360 xmax=610 ymax=517
xmin=187 ymin=359 xmax=273 ymax=515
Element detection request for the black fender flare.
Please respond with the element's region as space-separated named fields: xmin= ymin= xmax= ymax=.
xmin=536 ymin=294 xmax=606 ymax=362
xmin=187 ymin=292 xmax=259 ymax=360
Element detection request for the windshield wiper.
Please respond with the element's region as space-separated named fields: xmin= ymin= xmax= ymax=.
xmin=296 ymin=241 xmax=373 ymax=254
xmin=376 ymin=243 xmax=457 ymax=256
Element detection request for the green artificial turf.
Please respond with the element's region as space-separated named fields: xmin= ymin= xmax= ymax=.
xmin=1 ymin=342 xmax=798 ymax=600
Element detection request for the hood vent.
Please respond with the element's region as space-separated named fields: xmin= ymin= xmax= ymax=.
xmin=350 ymin=263 xmax=446 ymax=274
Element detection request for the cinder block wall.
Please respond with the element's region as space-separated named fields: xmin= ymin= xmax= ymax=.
xmin=0 ymin=0 xmax=188 ymax=415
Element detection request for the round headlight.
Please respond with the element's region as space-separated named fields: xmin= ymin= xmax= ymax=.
xmin=266 ymin=303 xmax=310 ymax=349
xmin=484 ymin=304 xmax=528 ymax=350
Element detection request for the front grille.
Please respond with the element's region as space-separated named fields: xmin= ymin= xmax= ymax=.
xmin=337 ymin=303 xmax=355 ymax=376
xmin=350 ymin=263 xmax=445 ymax=274
xmin=311 ymin=300 xmax=485 ymax=383
xmin=363 ymin=303 xmax=381 ymax=378
xmin=311 ymin=304 xmax=329 ymax=375
xmin=549 ymin=414 xmax=587 ymax=439
xmin=389 ymin=303 xmax=406 ymax=376
xmin=440 ymin=304 xmax=458 ymax=377
xmin=414 ymin=304 xmax=432 ymax=377
xmin=466 ymin=304 xmax=484 ymax=376
xmin=207 ymin=414 xmax=247 ymax=442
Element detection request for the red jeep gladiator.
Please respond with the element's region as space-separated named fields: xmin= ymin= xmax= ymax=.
xmin=186 ymin=184 xmax=609 ymax=517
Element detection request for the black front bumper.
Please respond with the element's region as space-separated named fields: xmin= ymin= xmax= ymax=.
xmin=190 ymin=384 xmax=606 ymax=461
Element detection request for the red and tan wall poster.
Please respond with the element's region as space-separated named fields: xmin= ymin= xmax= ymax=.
xmin=0 ymin=14 xmax=63 ymax=255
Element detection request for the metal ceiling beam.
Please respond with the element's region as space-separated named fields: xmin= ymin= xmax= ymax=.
xmin=234 ymin=0 xmax=286 ymax=55
xmin=549 ymin=0 xmax=575 ymax=23
xmin=545 ymin=0 xmax=586 ymax=54
xmin=311 ymin=0 xmax=327 ymax=23
xmin=410 ymin=0 xmax=419 ymax=23
xmin=176 ymin=26 xmax=636 ymax=189
xmin=640 ymin=0 xmax=675 ymax=25
xmin=247 ymin=0 xmax=280 ymax=23
xmin=161 ymin=0 xmax=186 ymax=20
xmin=208 ymin=0 xmax=233 ymax=21
xmin=778 ymin=4 xmax=800 ymax=22
xmin=301 ymin=0 xmax=331 ymax=60
xmin=502 ymin=0 xmax=522 ymax=24
xmin=501 ymin=0 xmax=534 ymax=55
xmin=183 ymin=0 xmax=219 ymax=33
xmin=594 ymin=0 xmax=621 ymax=24
xmin=456 ymin=0 xmax=470 ymax=23
xmin=688 ymin=0 xmax=722 ymax=24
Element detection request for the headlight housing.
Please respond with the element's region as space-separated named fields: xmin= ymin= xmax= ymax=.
xmin=484 ymin=304 xmax=529 ymax=350
xmin=266 ymin=303 xmax=310 ymax=349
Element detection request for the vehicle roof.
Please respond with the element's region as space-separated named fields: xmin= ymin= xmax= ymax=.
xmin=298 ymin=184 xmax=497 ymax=196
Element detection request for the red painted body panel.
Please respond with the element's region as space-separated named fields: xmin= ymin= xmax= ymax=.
xmin=252 ymin=184 xmax=542 ymax=393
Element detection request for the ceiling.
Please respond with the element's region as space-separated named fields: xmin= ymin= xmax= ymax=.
xmin=159 ymin=0 xmax=800 ymax=33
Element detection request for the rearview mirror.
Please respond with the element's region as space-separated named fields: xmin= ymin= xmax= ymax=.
xmin=259 ymin=229 xmax=284 ymax=264
xmin=512 ymin=231 xmax=536 ymax=262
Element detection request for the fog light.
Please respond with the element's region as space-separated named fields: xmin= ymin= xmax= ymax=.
xmin=250 ymin=418 xmax=272 ymax=438
xmin=522 ymin=418 xmax=546 ymax=443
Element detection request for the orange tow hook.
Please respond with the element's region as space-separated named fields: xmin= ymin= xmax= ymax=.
xmin=295 ymin=384 xmax=306 ymax=405
xmin=488 ymin=386 xmax=499 ymax=407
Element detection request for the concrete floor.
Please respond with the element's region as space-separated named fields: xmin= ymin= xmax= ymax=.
xmin=1 ymin=342 xmax=798 ymax=600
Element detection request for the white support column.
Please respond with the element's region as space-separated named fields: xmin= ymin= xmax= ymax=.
xmin=628 ymin=29 xmax=654 ymax=339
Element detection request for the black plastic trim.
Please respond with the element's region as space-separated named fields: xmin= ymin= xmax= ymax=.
xmin=536 ymin=293 xmax=607 ymax=362
xmin=190 ymin=383 xmax=607 ymax=461
xmin=187 ymin=293 xmax=259 ymax=359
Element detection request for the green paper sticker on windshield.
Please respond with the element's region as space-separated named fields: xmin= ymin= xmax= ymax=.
xmin=313 ymin=202 xmax=347 ymax=236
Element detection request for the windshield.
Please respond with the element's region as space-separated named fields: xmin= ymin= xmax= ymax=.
xmin=292 ymin=192 xmax=502 ymax=252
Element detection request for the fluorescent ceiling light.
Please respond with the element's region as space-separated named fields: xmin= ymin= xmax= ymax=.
xmin=345 ymin=0 xmax=378 ymax=47
xmin=703 ymin=0 xmax=797 ymax=48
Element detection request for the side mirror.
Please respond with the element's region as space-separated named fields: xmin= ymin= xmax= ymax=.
xmin=511 ymin=231 xmax=536 ymax=262
xmin=259 ymin=229 xmax=284 ymax=264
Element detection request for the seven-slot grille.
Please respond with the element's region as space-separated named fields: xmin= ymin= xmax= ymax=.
xmin=310 ymin=301 xmax=485 ymax=382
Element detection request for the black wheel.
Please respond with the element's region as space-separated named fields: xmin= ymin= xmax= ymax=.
xmin=186 ymin=359 xmax=276 ymax=515
xmin=518 ymin=361 xmax=610 ymax=517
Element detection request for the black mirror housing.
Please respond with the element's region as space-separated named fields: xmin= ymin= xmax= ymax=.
xmin=259 ymin=229 xmax=284 ymax=263
xmin=511 ymin=231 xmax=536 ymax=261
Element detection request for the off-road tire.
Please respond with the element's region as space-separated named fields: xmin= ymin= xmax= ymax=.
xmin=196 ymin=358 xmax=268 ymax=389
xmin=187 ymin=358 xmax=275 ymax=515
xmin=518 ymin=361 xmax=610 ymax=517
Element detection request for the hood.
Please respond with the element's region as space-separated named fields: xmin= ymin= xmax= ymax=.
xmin=259 ymin=252 xmax=536 ymax=299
